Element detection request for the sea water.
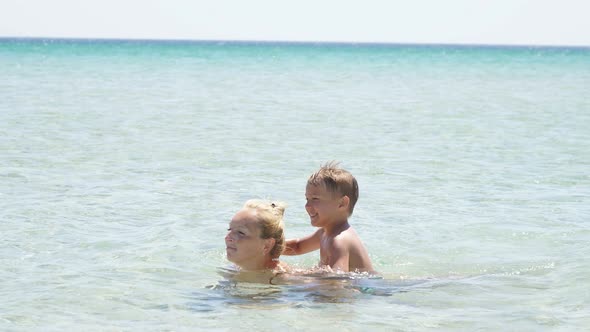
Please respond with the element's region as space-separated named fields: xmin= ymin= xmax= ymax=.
xmin=1 ymin=38 xmax=589 ymax=331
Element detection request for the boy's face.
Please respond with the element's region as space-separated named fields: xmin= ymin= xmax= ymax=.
xmin=225 ymin=209 xmax=268 ymax=267
xmin=305 ymin=183 xmax=345 ymax=228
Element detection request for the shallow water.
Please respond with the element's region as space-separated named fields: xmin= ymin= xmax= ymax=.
xmin=1 ymin=38 xmax=589 ymax=330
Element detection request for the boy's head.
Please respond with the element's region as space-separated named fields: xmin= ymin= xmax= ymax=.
xmin=307 ymin=161 xmax=359 ymax=216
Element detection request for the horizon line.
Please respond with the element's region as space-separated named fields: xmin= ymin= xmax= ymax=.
xmin=2 ymin=36 xmax=590 ymax=50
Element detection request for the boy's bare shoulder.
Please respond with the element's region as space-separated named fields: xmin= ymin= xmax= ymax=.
xmin=337 ymin=226 xmax=361 ymax=241
xmin=328 ymin=227 xmax=362 ymax=248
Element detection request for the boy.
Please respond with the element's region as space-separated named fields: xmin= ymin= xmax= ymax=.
xmin=283 ymin=162 xmax=374 ymax=273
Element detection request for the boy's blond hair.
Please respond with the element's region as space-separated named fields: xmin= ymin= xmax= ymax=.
xmin=243 ymin=199 xmax=287 ymax=259
xmin=307 ymin=161 xmax=359 ymax=216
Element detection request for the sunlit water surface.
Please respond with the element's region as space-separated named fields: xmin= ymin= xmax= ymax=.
xmin=1 ymin=39 xmax=589 ymax=330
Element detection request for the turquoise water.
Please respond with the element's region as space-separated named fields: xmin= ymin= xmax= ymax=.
xmin=1 ymin=38 xmax=589 ymax=330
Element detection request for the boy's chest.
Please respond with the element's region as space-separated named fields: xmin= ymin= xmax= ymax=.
xmin=319 ymin=235 xmax=334 ymax=264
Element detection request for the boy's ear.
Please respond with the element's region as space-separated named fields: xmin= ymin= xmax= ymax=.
xmin=339 ymin=196 xmax=350 ymax=210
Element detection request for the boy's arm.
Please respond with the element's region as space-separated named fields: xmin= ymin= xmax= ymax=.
xmin=326 ymin=239 xmax=350 ymax=272
xmin=283 ymin=229 xmax=322 ymax=256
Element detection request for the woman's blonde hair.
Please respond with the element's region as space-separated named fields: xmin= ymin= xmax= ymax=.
xmin=243 ymin=199 xmax=287 ymax=259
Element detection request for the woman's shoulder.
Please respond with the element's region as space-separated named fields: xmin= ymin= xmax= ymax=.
xmin=274 ymin=261 xmax=290 ymax=273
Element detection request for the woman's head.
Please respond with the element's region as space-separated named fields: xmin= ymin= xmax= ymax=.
xmin=225 ymin=199 xmax=286 ymax=270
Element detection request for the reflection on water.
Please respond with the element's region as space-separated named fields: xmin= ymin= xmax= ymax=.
xmin=189 ymin=267 xmax=437 ymax=310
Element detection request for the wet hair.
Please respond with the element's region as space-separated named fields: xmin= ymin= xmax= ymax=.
xmin=307 ymin=161 xmax=359 ymax=216
xmin=243 ymin=199 xmax=286 ymax=259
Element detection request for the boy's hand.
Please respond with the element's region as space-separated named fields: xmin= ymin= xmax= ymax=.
xmin=283 ymin=229 xmax=322 ymax=256
xmin=282 ymin=239 xmax=299 ymax=255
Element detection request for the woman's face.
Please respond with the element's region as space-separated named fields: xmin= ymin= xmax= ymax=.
xmin=225 ymin=209 xmax=270 ymax=269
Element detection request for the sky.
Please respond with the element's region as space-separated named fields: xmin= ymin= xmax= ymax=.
xmin=1 ymin=0 xmax=589 ymax=46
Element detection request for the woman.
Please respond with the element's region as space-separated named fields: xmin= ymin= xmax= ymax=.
xmin=225 ymin=199 xmax=289 ymax=276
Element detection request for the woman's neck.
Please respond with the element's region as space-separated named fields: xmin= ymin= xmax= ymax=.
xmin=240 ymin=257 xmax=278 ymax=271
